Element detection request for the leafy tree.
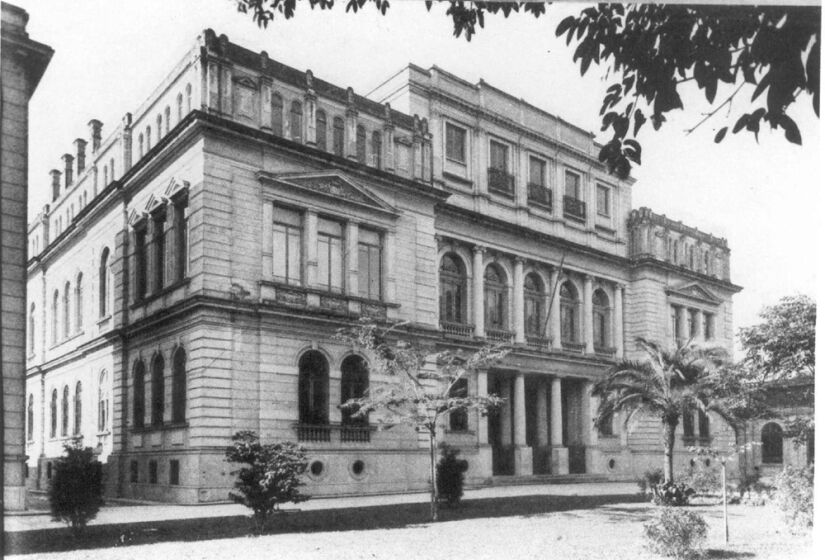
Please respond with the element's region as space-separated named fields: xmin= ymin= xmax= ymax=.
xmin=334 ymin=321 xmax=504 ymax=521
xmin=225 ymin=431 xmax=310 ymax=533
xmin=234 ymin=1 xmax=819 ymax=178
xmin=592 ymin=337 xmax=731 ymax=483
xmin=49 ymin=439 xmax=104 ymax=537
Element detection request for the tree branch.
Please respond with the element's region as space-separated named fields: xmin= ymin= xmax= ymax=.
xmin=685 ymin=81 xmax=746 ymax=135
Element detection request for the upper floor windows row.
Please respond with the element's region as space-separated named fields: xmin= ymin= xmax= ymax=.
xmin=136 ymin=83 xmax=192 ymax=161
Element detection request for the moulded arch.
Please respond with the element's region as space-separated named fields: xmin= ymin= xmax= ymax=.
xmin=482 ymin=257 xmax=513 ymax=287
xmin=291 ymin=344 xmax=335 ymax=370
xmin=522 ymin=265 xmax=550 ymax=294
xmin=436 ymin=246 xmax=472 ymax=278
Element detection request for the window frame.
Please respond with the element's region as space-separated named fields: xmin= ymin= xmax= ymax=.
xmin=445 ymin=121 xmax=468 ymax=165
xmin=564 ymin=170 xmax=582 ymax=200
xmin=357 ymin=228 xmax=382 ymax=300
xmin=272 ymin=204 xmax=303 ymax=286
xmin=596 ymin=184 xmax=611 ymax=217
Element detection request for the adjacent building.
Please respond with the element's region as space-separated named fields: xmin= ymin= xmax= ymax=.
xmin=25 ymin=30 xmax=742 ymax=503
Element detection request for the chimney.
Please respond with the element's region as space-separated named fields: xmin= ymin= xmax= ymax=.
xmin=50 ymin=169 xmax=61 ymax=202
xmin=62 ymin=153 xmax=74 ymax=188
xmin=88 ymin=119 xmax=102 ymax=152
xmin=74 ymin=138 xmax=87 ymax=175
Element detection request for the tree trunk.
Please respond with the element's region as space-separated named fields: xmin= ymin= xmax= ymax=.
xmin=663 ymin=420 xmax=677 ymax=483
xmin=429 ymin=428 xmax=438 ymax=522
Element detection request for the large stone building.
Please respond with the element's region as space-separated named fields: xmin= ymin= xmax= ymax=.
xmin=2 ymin=1 xmax=52 ymax=511
xmin=25 ymin=30 xmax=742 ymax=503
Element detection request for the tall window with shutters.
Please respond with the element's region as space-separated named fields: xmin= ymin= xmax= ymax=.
xmin=50 ymin=389 xmax=57 ymax=438
xmin=484 ymin=264 xmax=508 ymax=331
xmin=272 ymin=205 xmax=302 ymax=285
xmin=134 ymin=225 xmax=148 ymax=300
xmin=74 ymin=381 xmax=82 ymax=435
xmin=333 ymin=117 xmax=344 ymax=156
xmin=75 ymin=273 xmax=83 ymax=331
xmin=340 ymin=355 xmax=369 ymax=427
xmin=98 ymin=370 xmax=109 ymax=432
xmin=560 ymin=281 xmax=580 ymax=344
xmin=173 ymin=196 xmax=190 ymax=280
xmin=62 ymin=281 xmax=70 ymax=339
xmin=315 ymin=110 xmax=327 ymax=151
xmin=99 ymin=248 xmax=110 ymax=317
xmin=356 ymin=125 xmax=367 ymax=164
xmin=439 ymin=254 xmax=467 ymax=324
xmin=51 ymin=290 xmax=59 ymax=343
xmin=524 ymin=273 xmax=544 ymax=337
xmin=357 ymin=228 xmax=381 ymax=300
xmin=61 ymin=385 xmax=69 ymax=436
xmin=298 ymin=351 xmax=329 ymax=426
xmin=153 ymin=210 xmax=166 ymax=291
xmin=171 ymin=347 xmax=186 ymax=424
xmin=133 ymin=360 xmax=145 ymax=429
xmin=290 ymin=100 xmax=303 ymax=142
xmin=151 ymin=354 xmax=165 ymax=427
xmin=317 ymin=218 xmax=343 ymax=292
xmin=271 ymin=92 xmax=283 ymax=137
xmin=445 ymin=122 xmax=467 ymax=164
xmin=592 ymin=289 xmax=611 ymax=349
xmin=371 ymin=130 xmax=382 ymax=167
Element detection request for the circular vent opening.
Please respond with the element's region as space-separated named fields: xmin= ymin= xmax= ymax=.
xmin=352 ymin=460 xmax=366 ymax=477
xmin=309 ymin=460 xmax=324 ymax=477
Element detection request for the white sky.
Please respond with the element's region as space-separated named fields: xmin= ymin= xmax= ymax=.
xmin=14 ymin=0 xmax=820 ymax=347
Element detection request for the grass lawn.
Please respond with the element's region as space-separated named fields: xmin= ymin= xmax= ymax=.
xmin=6 ymin=501 xmax=812 ymax=560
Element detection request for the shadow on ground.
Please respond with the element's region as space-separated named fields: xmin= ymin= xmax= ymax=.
xmin=5 ymin=493 xmax=645 ymax=555
xmin=706 ymin=549 xmax=756 ymax=559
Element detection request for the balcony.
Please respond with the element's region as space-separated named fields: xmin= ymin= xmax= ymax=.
xmin=487 ymin=167 xmax=515 ymax=198
xmin=526 ymin=335 xmax=549 ymax=349
xmin=486 ymin=328 xmax=515 ymax=344
xmin=561 ymin=340 xmax=585 ymax=353
xmin=441 ymin=321 xmax=474 ymax=338
xmin=527 ymin=183 xmax=552 ymax=211
xmin=563 ymin=196 xmax=586 ymax=221
xmin=295 ymin=424 xmax=331 ymax=443
xmin=340 ymin=424 xmax=372 ymax=443
xmin=594 ymin=346 xmax=617 ymax=358
xmin=295 ymin=423 xmax=374 ymax=444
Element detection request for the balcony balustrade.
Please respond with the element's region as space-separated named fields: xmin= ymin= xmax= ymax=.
xmin=441 ymin=321 xmax=474 ymax=338
xmin=295 ymin=423 xmax=373 ymax=443
xmin=526 ymin=335 xmax=549 ymax=349
xmin=527 ymin=183 xmax=552 ymax=210
xmin=488 ymin=167 xmax=515 ymax=198
xmin=561 ymin=340 xmax=585 ymax=353
xmin=486 ymin=328 xmax=515 ymax=344
xmin=563 ymin=195 xmax=586 ymax=221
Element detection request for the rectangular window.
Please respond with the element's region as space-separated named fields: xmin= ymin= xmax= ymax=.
xmin=130 ymin=460 xmax=139 ymax=483
xmin=448 ymin=378 xmax=469 ymax=432
xmin=565 ymin=171 xmax=581 ymax=199
xmin=489 ymin=140 xmax=508 ymax=171
xmin=272 ymin=205 xmax=302 ymax=285
xmin=698 ymin=411 xmax=710 ymax=439
xmin=357 ymin=228 xmax=381 ymax=300
xmin=169 ymin=459 xmax=180 ymax=485
xmin=317 ymin=218 xmax=343 ymax=292
xmin=703 ymin=313 xmax=712 ymax=340
xmin=687 ymin=312 xmax=695 ymax=339
xmin=135 ymin=226 xmax=148 ymax=300
xmin=174 ymin=198 xmax=189 ymax=280
xmin=445 ymin=122 xmax=467 ymax=164
xmin=683 ymin=411 xmax=695 ymax=437
xmin=153 ymin=211 xmax=166 ymax=291
xmin=149 ymin=460 xmax=158 ymax=484
xmin=597 ymin=185 xmax=610 ymax=216
xmin=529 ymin=156 xmax=546 ymax=186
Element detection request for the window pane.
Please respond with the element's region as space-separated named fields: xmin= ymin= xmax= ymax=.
xmin=329 ymin=236 xmax=343 ymax=290
xmin=274 ymin=205 xmax=302 ymax=227
xmin=287 ymin=229 xmax=301 ymax=284
xmin=565 ymin=171 xmax=580 ymax=199
xmin=490 ymin=141 xmax=507 ymax=170
xmin=446 ymin=123 xmax=466 ymax=163
xmin=597 ymin=185 xmax=610 ymax=215
xmin=529 ymin=157 xmax=545 ymax=186
xmin=273 ymin=225 xmax=287 ymax=279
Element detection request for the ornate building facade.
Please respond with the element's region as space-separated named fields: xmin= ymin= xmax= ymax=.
xmin=25 ymin=30 xmax=741 ymax=503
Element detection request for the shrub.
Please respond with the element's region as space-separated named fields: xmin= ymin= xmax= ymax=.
xmin=644 ymin=507 xmax=708 ymax=559
xmin=737 ymin=470 xmax=771 ymax=506
xmin=436 ymin=444 xmax=469 ymax=506
xmin=653 ymin=480 xmax=696 ymax=506
xmin=225 ymin=431 xmax=310 ymax=533
xmin=637 ymin=467 xmax=665 ymax=496
xmin=771 ymin=465 xmax=813 ymax=533
xmin=678 ymin=465 xmax=720 ymax=496
xmin=49 ymin=440 xmax=104 ymax=536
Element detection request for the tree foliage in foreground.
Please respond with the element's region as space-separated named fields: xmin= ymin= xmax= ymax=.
xmin=225 ymin=431 xmax=310 ymax=533
xmin=234 ymin=1 xmax=819 ymax=179
xmin=49 ymin=440 xmax=104 ymax=536
xmin=334 ymin=320 xmax=505 ymax=521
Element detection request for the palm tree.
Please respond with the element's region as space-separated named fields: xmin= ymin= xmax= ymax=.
xmin=592 ymin=337 xmax=729 ymax=483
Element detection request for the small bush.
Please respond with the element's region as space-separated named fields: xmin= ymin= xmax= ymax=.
xmin=653 ymin=480 xmax=695 ymax=506
xmin=644 ymin=507 xmax=708 ymax=559
xmin=436 ymin=443 xmax=469 ymax=506
xmin=637 ymin=467 xmax=665 ymax=496
xmin=49 ymin=440 xmax=104 ymax=536
xmin=225 ymin=431 xmax=310 ymax=533
xmin=771 ymin=465 xmax=813 ymax=533
xmin=737 ymin=470 xmax=771 ymax=506
xmin=678 ymin=465 xmax=720 ymax=496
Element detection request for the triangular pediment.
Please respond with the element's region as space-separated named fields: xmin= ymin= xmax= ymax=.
xmin=258 ymin=171 xmax=398 ymax=216
xmin=667 ymin=282 xmax=722 ymax=305
xmin=163 ymin=178 xmax=190 ymax=199
xmin=144 ymin=194 xmax=164 ymax=213
xmin=127 ymin=209 xmax=147 ymax=227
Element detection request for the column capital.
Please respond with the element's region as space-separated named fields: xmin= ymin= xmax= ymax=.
xmin=583 ymin=274 xmax=595 ymax=283
xmin=472 ymin=245 xmax=486 ymax=256
xmin=514 ymin=256 xmax=526 ymax=265
xmin=614 ymin=281 xmax=626 ymax=290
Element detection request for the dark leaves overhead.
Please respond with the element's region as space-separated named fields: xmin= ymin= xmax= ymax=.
xmin=235 ymin=1 xmax=819 ymax=180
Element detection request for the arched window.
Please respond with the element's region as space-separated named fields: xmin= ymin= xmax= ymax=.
xmin=290 ymin=100 xmax=303 ymax=142
xmin=138 ymin=133 xmax=144 ymax=158
xmin=109 ymin=158 xmax=115 ymax=181
xmin=703 ymin=251 xmax=710 ymax=275
xmin=298 ymin=351 xmax=329 ymax=425
xmin=371 ymin=130 xmax=382 ymax=167
xmin=449 ymin=377 xmax=469 ymax=432
xmin=177 ymin=93 xmax=183 ymax=122
xmin=61 ymin=385 xmax=69 ymax=436
xmin=761 ymin=422 xmax=783 ymax=464
xmin=27 ymin=394 xmax=34 ymax=441
xmin=439 ymin=254 xmax=467 ymax=324
xmin=99 ymin=248 xmax=110 ymax=317
xmin=340 ymin=355 xmax=368 ymax=426
xmin=484 ymin=264 xmax=508 ymax=331
xmin=51 ymin=289 xmax=59 ymax=343
xmin=156 ymin=114 xmax=162 ymax=142
xmin=332 ymin=116 xmax=344 ymax=156
xmin=698 ymin=409 xmax=710 ymax=439
xmin=689 ymin=246 xmax=695 ymax=269
xmin=560 ymin=281 xmax=580 ymax=344
xmin=185 ymin=83 xmax=192 ymax=113
xmin=75 ymin=273 xmax=83 ymax=331
xmin=164 ymin=106 xmax=171 ymax=134
xmin=28 ymin=303 xmax=35 ymax=354
xmin=271 ymin=92 xmax=283 ymax=136
xmin=356 ymin=125 xmax=366 ymax=164
xmin=151 ymin=353 xmax=165 ymax=426
xmin=74 ymin=381 xmax=82 ymax=435
xmin=50 ymin=389 xmax=57 ymax=438
xmin=592 ymin=289 xmax=611 ymax=349
xmin=62 ymin=281 xmax=70 ymax=338
xmin=98 ymin=370 xmax=109 ymax=432
xmin=133 ymin=360 xmax=145 ymax=428
xmin=103 ymin=165 xmax=109 ymax=187
xmin=524 ymin=273 xmax=544 ymax=338
xmin=315 ymin=109 xmax=327 ymax=151
xmin=171 ymin=347 xmax=186 ymax=424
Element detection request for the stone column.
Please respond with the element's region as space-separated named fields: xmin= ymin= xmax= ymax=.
xmin=707 ymin=313 xmax=716 ymax=341
xmin=261 ymin=204 xmax=273 ymax=277
xmin=303 ymin=211 xmax=318 ymax=287
xmin=473 ymin=246 xmax=485 ymax=337
xmin=513 ymin=373 xmax=533 ymax=475
xmin=583 ymin=275 xmax=594 ymax=354
xmin=500 ymin=378 xmax=512 ymax=446
xmin=476 ymin=369 xmax=492 ymax=477
xmin=549 ymin=267 xmax=562 ymax=350
xmin=550 ymin=376 xmax=569 ymax=474
xmin=614 ymin=283 xmax=624 ymax=358
xmin=583 ymin=381 xmax=601 ymax=473
xmin=677 ymin=306 xmax=689 ymax=346
xmin=536 ymin=379 xmax=548 ymax=446
xmin=513 ymin=258 xmax=525 ymax=344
